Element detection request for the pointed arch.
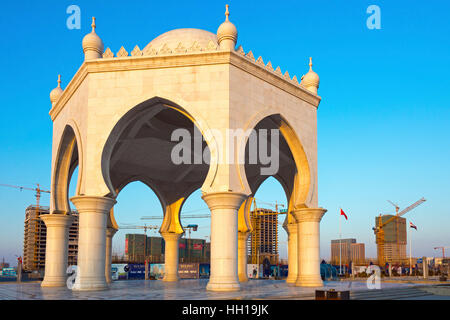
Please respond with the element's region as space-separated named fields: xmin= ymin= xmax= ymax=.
xmin=101 ymin=96 xmax=217 ymax=199
xmin=238 ymin=109 xmax=313 ymax=208
xmin=51 ymin=120 xmax=83 ymax=214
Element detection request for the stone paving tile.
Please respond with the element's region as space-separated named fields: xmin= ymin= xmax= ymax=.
xmin=0 ymin=279 xmax=418 ymax=300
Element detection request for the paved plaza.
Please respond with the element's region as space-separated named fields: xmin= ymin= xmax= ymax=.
xmin=1 ymin=279 xmax=444 ymax=300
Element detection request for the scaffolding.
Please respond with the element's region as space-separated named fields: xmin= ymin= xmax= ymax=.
xmin=23 ymin=205 xmax=79 ymax=271
xmin=248 ymin=208 xmax=280 ymax=265
xmin=23 ymin=205 xmax=48 ymax=270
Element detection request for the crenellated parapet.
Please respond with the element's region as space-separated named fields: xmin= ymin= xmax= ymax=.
xmin=100 ymin=40 xmax=310 ymax=91
xmin=236 ymin=45 xmax=304 ymax=89
xmin=102 ymin=39 xmax=220 ymax=59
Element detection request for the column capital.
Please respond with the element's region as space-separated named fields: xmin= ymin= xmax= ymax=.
xmin=292 ymin=208 xmax=327 ymax=223
xmin=41 ymin=214 xmax=74 ymax=228
xmin=70 ymin=196 xmax=116 ymax=213
xmin=106 ymin=227 xmax=118 ymax=237
xmin=202 ymin=191 xmax=247 ymax=210
xmin=238 ymin=231 xmax=250 ymax=240
xmin=284 ymin=222 xmax=298 ymax=235
xmin=161 ymin=232 xmax=182 ymax=241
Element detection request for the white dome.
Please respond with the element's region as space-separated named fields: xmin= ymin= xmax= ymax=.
xmin=143 ymin=28 xmax=217 ymax=51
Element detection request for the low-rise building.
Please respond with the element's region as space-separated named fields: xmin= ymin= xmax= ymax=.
xmin=125 ymin=234 xmax=210 ymax=263
xmin=331 ymin=238 xmax=366 ymax=265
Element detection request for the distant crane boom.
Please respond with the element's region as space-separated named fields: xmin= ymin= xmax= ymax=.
xmin=387 ymin=200 xmax=400 ymax=213
xmin=434 ymin=246 xmax=450 ymax=259
xmin=119 ymin=224 xmax=159 ymax=232
xmin=397 ymin=197 xmax=426 ymax=217
xmin=1 ymin=183 xmax=50 ymax=269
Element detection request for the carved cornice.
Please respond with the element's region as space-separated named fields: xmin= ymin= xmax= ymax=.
xmin=228 ymin=51 xmax=321 ymax=107
xmin=49 ymin=49 xmax=321 ymax=121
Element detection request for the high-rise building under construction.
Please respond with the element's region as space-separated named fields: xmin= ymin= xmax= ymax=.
xmin=23 ymin=205 xmax=79 ymax=271
xmin=375 ymin=215 xmax=407 ymax=263
xmin=248 ymin=208 xmax=279 ymax=265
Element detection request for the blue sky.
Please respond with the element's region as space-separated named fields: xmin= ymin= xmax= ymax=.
xmin=0 ymin=1 xmax=449 ymax=265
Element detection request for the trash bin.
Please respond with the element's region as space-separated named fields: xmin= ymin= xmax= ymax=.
xmin=315 ymin=289 xmax=350 ymax=300
xmin=315 ymin=290 xmax=327 ymax=300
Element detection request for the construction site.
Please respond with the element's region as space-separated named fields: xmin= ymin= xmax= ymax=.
xmin=23 ymin=205 xmax=79 ymax=272
xmin=248 ymin=208 xmax=279 ymax=265
xmin=373 ymin=198 xmax=426 ymax=266
xmin=2 ymin=179 xmax=448 ymax=284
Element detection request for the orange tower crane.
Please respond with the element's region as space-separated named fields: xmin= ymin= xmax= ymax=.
xmin=0 ymin=183 xmax=50 ymax=269
xmin=434 ymin=246 xmax=450 ymax=259
xmin=373 ymin=197 xmax=426 ymax=266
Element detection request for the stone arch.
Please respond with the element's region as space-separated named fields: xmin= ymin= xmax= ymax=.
xmin=51 ymin=120 xmax=83 ymax=214
xmin=243 ymin=174 xmax=291 ymax=233
xmin=158 ymin=183 xmax=204 ymax=235
xmin=108 ymin=176 xmax=167 ymax=230
xmin=101 ymin=96 xmax=217 ymax=199
xmin=238 ymin=109 xmax=312 ymax=209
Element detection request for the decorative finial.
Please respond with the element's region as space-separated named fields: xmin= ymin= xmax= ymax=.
xmin=301 ymin=57 xmax=320 ymax=95
xmin=91 ymin=17 xmax=96 ymax=33
xmin=82 ymin=16 xmax=104 ymax=60
xmin=225 ymin=4 xmax=230 ymax=21
xmin=217 ymin=4 xmax=237 ymax=50
xmin=50 ymin=74 xmax=64 ymax=104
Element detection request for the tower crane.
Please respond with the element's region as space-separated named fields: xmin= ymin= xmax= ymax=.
xmin=0 ymin=183 xmax=50 ymax=210
xmin=373 ymin=197 xmax=426 ymax=266
xmin=434 ymin=246 xmax=450 ymax=259
xmin=253 ymin=198 xmax=285 ymax=214
xmin=386 ymin=200 xmax=402 ymax=252
xmin=118 ymin=224 xmax=159 ymax=262
xmin=0 ymin=183 xmax=51 ymax=269
xmin=118 ymin=224 xmax=159 ymax=236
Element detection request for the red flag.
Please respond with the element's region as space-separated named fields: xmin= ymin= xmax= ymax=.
xmin=340 ymin=209 xmax=348 ymax=220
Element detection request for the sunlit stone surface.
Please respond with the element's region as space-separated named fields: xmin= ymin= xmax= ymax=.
xmin=0 ymin=279 xmax=440 ymax=300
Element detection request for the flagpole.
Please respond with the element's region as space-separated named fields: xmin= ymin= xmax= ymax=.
xmin=339 ymin=207 xmax=342 ymax=275
xmin=409 ymin=221 xmax=412 ymax=276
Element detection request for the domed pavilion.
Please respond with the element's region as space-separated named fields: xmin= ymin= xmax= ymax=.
xmin=44 ymin=5 xmax=326 ymax=292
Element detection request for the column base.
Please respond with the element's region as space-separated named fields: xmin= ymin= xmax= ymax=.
xmin=295 ymin=275 xmax=324 ymax=287
xmin=238 ymin=274 xmax=248 ymax=282
xmin=72 ymin=278 xmax=108 ymax=291
xmin=207 ymin=280 xmax=241 ymax=292
xmin=163 ymin=274 xmax=179 ymax=282
xmin=285 ymin=275 xmax=297 ymax=284
xmin=41 ymin=277 xmax=67 ymax=287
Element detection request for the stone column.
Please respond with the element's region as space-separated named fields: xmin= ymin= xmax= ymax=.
xmin=161 ymin=232 xmax=182 ymax=281
xmin=41 ymin=214 xmax=74 ymax=287
xmin=285 ymin=222 xmax=298 ymax=284
xmin=293 ymin=208 xmax=327 ymax=287
xmin=105 ymin=227 xmax=117 ymax=284
xmin=202 ymin=191 xmax=246 ymax=292
xmin=238 ymin=231 xmax=250 ymax=282
xmin=70 ymin=196 xmax=116 ymax=291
